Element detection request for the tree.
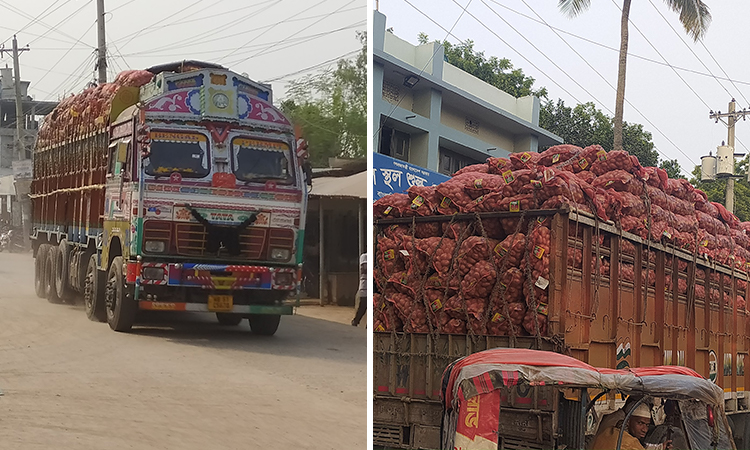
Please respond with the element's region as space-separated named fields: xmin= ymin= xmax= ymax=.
xmin=417 ymin=33 xmax=547 ymax=99
xmin=691 ymin=157 xmax=750 ymax=221
xmin=539 ymin=99 xmax=659 ymax=167
xmin=558 ymin=0 xmax=711 ymax=151
xmin=659 ymin=159 xmax=684 ymax=179
xmin=280 ymin=33 xmax=366 ymax=167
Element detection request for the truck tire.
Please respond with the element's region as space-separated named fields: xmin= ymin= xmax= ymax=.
xmin=45 ymin=246 xmax=62 ymax=304
xmin=54 ymin=239 xmax=73 ymax=302
xmin=83 ymin=254 xmax=106 ymax=322
xmin=105 ymin=256 xmax=136 ymax=332
xmin=216 ymin=313 xmax=243 ymax=326
xmin=34 ymin=244 xmax=49 ymax=298
xmin=248 ymin=314 xmax=281 ymax=336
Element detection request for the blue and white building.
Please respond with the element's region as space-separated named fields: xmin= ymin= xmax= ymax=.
xmin=373 ymin=10 xmax=562 ymax=176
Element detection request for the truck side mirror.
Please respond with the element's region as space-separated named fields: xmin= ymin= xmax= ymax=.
xmin=303 ymin=161 xmax=313 ymax=187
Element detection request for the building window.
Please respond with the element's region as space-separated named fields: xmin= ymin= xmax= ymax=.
xmin=379 ymin=126 xmax=410 ymax=162
xmin=439 ymin=147 xmax=477 ymax=175
xmin=382 ymin=80 xmax=400 ymax=105
xmin=465 ymin=117 xmax=480 ymax=135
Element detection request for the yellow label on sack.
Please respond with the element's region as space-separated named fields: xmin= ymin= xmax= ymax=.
xmin=384 ymin=206 xmax=393 ymax=215
xmin=473 ymin=195 xmax=484 ymax=205
xmin=503 ymin=170 xmax=515 ymax=184
xmin=411 ymin=196 xmax=425 ymax=207
xmin=534 ymin=246 xmax=545 ymax=259
xmin=494 ymin=243 xmax=507 ymax=256
xmin=605 ymin=180 xmax=615 ymax=187
xmin=473 ymin=179 xmax=483 ymax=189
xmin=552 ymin=154 xmax=560 ymax=163
xmin=492 ymin=313 xmax=506 ymax=323
xmin=663 ymin=230 xmax=672 ymax=239
xmin=520 ymin=152 xmax=531 ymax=162
xmin=384 ymin=249 xmax=395 ymax=260
xmin=578 ymin=158 xmax=589 ymax=170
xmin=431 ymin=299 xmax=443 ymax=311
xmin=537 ymin=303 xmax=549 ymax=316
xmin=509 ymin=200 xmax=520 ymax=212
xmin=376 ymin=324 xmax=386 ymax=332
xmin=530 ymin=179 xmax=543 ymax=188
xmin=440 ymin=197 xmax=452 ymax=208
xmin=597 ymin=150 xmax=607 ymax=161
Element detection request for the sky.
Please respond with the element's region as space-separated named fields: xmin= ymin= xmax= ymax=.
xmin=0 ymin=0 xmax=366 ymax=102
xmin=377 ymin=0 xmax=750 ymax=178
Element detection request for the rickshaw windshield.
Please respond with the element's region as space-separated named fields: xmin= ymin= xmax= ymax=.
xmin=679 ymin=399 xmax=733 ymax=450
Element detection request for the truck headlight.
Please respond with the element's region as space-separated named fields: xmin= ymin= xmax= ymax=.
xmin=142 ymin=267 xmax=165 ymax=281
xmin=270 ymin=248 xmax=290 ymax=261
xmin=144 ymin=240 xmax=166 ymax=253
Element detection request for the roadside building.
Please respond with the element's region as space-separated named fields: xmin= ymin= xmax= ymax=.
xmin=0 ymin=67 xmax=56 ymax=228
xmin=372 ymin=10 xmax=562 ymax=175
xmin=303 ymin=159 xmax=366 ymax=306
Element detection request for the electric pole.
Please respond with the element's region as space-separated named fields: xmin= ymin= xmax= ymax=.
xmin=0 ymin=35 xmax=31 ymax=248
xmin=96 ymin=0 xmax=107 ymax=84
xmin=709 ymin=99 xmax=749 ymax=214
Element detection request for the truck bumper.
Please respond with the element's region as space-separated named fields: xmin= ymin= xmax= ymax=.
xmin=138 ymin=301 xmax=294 ymax=315
xmin=131 ymin=261 xmax=299 ymax=291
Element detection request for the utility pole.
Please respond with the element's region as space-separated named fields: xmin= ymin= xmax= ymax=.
xmin=96 ymin=0 xmax=107 ymax=84
xmin=709 ymin=99 xmax=749 ymax=214
xmin=0 ymin=36 xmax=31 ymax=248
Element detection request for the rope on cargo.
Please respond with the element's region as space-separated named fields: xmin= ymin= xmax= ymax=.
xmin=474 ymin=210 xmax=525 ymax=347
xmin=641 ymin=180 xmax=653 ymax=324
xmin=420 ymin=213 xmax=458 ymax=339
xmin=28 ymin=184 xmax=106 ymax=198
xmin=523 ymin=218 xmax=544 ymax=350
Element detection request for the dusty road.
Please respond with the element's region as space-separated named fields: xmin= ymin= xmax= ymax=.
xmin=0 ymin=252 xmax=366 ymax=449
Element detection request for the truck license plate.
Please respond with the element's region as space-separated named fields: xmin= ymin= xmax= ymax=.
xmin=208 ymin=295 xmax=233 ymax=312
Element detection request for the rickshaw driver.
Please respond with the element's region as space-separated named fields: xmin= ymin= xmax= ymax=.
xmin=592 ymin=403 xmax=673 ymax=450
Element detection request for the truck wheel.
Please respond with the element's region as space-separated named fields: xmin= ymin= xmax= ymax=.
xmin=248 ymin=314 xmax=281 ymax=336
xmin=54 ymin=239 xmax=73 ymax=302
xmin=83 ymin=254 xmax=106 ymax=322
xmin=105 ymin=256 xmax=136 ymax=332
xmin=45 ymin=246 xmax=62 ymax=304
xmin=34 ymin=244 xmax=49 ymax=298
xmin=216 ymin=313 xmax=243 ymax=326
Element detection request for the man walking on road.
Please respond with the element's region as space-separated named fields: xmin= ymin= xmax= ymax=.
xmin=351 ymin=252 xmax=367 ymax=326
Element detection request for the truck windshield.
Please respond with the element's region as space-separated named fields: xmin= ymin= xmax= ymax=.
xmin=145 ymin=131 xmax=210 ymax=178
xmin=232 ymin=138 xmax=292 ymax=183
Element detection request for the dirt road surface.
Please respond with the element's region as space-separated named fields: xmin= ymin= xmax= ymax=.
xmin=0 ymin=253 xmax=366 ymax=449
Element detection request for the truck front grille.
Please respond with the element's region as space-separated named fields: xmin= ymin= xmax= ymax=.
xmin=174 ymin=222 xmax=267 ymax=259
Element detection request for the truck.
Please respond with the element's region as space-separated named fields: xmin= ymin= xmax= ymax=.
xmin=31 ymin=61 xmax=309 ymax=334
xmin=372 ymin=148 xmax=750 ymax=449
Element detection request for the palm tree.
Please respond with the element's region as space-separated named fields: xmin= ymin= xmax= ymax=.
xmin=559 ymin=0 xmax=711 ymax=151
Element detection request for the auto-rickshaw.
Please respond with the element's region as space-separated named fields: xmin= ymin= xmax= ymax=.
xmin=440 ymin=348 xmax=734 ymax=450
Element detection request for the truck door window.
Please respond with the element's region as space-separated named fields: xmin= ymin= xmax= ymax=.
xmin=145 ymin=131 xmax=209 ymax=178
xmin=231 ymin=138 xmax=292 ymax=183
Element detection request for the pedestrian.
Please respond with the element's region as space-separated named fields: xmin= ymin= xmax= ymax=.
xmin=351 ymin=252 xmax=367 ymax=326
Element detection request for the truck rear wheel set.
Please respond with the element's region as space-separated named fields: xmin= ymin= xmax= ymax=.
xmin=83 ymin=254 xmax=106 ymax=322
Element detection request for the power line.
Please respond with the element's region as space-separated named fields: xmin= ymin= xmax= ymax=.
xmin=222 ymin=0 xmax=357 ymax=66
xmin=263 ymin=49 xmax=360 ymax=83
xmin=0 ymin=0 xmax=67 ymax=45
xmin=115 ymin=0 xmax=208 ymax=50
xmin=484 ymin=0 xmax=750 ymax=87
xmin=37 ymin=18 xmax=98 ymax=98
xmin=612 ymin=0 xmax=749 ymax=156
xmin=223 ymin=20 xmax=365 ymax=68
xmin=646 ymin=0 xmax=740 ymax=103
xmin=510 ymin=0 xmax=691 ymax=178
xmin=374 ymin=0 xmax=476 ymax=139
xmin=117 ymin=1 xmax=282 ymax=57
xmin=477 ymin=1 xmax=614 ymax=116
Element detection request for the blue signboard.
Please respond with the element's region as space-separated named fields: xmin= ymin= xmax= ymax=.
xmin=373 ymin=152 xmax=450 ymax=200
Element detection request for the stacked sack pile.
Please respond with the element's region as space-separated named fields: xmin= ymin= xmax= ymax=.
xmin=373 ymin=144 xmax=750 ymax=337
xmin=37 ymin=70 xmax=155 ymax=149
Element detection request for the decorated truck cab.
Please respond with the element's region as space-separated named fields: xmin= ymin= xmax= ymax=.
xmin=31 ymin=61 xmax=308 ymax=334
